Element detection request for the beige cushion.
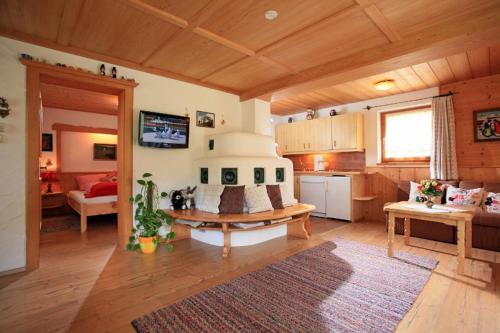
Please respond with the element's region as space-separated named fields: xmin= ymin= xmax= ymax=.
xmin=244 ymin=186 xmax=274 ymax=213
xmin=279 ymin=184 xmax=297 ymax=207
xmin=197 ymin=185 xmax=224 ymax=214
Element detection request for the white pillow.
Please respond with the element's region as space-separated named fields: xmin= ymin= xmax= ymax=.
xmin=484 ymin=192 xmax=500 ymax=213
xmin=197 ymin=185 xmax=224 ymax=213
xmin=446 ymin=185 xmax=483 ymax=207
xmin=244 ymin=186 xmax=274 ymax=213
xmin=279 ymin=184 xmax=297 ymax=207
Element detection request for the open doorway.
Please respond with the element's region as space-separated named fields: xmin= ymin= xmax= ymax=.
xmin=24 ymin=61 xmax=136 ymax=270
xmin=40 ymin=84 xmax=119 ymax=245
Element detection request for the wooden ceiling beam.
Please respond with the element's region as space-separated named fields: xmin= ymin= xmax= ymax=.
xmin=0 ymin=30 xmax=239 ymax=95
xmin=240 ymin=8 xmax=500 ymax=102
xmin=360 ymin=4 xmax=401 ymax=42
xmin=123 ymin=0 xmax=296 ymax=77
xmin=52 ymin=123 xmax=117 ymax=135
xmin=43 ymin=103 xmax=117 ymax=116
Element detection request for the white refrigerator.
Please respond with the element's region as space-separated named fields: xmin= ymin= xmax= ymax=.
xmin=326 ymin=176 xmax=352 ymax=221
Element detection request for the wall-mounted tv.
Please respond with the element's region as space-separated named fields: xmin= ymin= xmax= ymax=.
xmin=138 ymin=110 xmax=190 ymax=149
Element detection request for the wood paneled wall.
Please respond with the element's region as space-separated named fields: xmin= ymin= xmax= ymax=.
xmin=442 ymin=73 xmax=500 ymax=168
xmin=364 ymin=166 xmax=500 ymax=222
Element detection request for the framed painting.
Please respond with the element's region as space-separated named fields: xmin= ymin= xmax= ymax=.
xmin=41 ymin=133 xmax=53 ymax=151
xmin=94 ymin=143 xmax=117 ymax=160
xmin=474 ymin=108 xmax=500 ymax=142
xmin=196 ymin=111 xmax=215 ymax=128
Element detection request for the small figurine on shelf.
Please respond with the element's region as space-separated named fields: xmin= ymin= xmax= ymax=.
xmin=184 ymin=186 xmax=197 ymax=209
xmin=111 ymin=67 xmax=117 ymax=78
xmin=329 ymin=109 xmax=337 ymax=116
xmin=99 ymin=64 xmax=106 ymax=76
xmin=288 ymin=117 xmax=293 ymax=123
xmin=19 ymin=53 xmax=33 ymax=61
xmin=306 ymin=109 xmax=315 ymax=120
xmin=0 ymin=97 xmax=11 ymax=118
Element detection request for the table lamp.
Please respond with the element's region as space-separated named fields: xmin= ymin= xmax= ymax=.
xmin=41 ymin=171 xmax=59 ymax=193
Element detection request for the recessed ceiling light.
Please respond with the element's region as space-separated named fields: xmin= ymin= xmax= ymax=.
xmin=374 ymin=79 xmax=395 ymax=91
xmin=265 ymin=10 xmax=278 ymax=21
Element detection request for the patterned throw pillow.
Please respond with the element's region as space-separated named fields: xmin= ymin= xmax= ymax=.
xmin=446 ymin=185 xmax=483 ymax=206
xmin=219 ymin=186 xmax=245 ymax=214
xmin=484 ymin=192 xmax=500 ymax=213
xmin=244 ymin=186 xmax=274 ymax=213
xmin=266 ymin=185 xmax=284 ymax=209
xmin=197 ymin=185 xmax=224 ymax=214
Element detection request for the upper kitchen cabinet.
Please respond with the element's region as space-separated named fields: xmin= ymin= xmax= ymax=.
xmin=275 ymin=112 xmax=363 ymax=154
xmin=331 ymin=113 xmax=364 ymax=151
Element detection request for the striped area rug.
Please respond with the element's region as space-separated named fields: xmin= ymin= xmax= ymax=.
xmin=132 ymin=239 xmax=437 ymax=333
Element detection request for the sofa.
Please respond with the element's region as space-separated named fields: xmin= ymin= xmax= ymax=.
xmin=390 ymin=180 xmax=500 ymax=252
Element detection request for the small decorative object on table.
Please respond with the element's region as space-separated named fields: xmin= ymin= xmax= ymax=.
xmin=417 ymin=179 xmax=443 ymax=209
xmin=169 ymin=190 xmax=185 ymax=210
xmin=41 ymin=171 xmax=59 ymax=193
xmin=184 ymin=186 xmax=197 ymax=209
xmin=127 ymin=173 xmax=174 ymax=253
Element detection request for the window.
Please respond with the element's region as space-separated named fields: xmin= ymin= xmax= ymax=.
xmin=381 ymin=107 xmax=432 ymax=163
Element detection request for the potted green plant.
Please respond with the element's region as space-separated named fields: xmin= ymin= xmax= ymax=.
xmin=127 ymin=173 xmax=175 ymax=253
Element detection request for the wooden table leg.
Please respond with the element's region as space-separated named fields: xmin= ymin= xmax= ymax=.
xmin=304 ymin=213 xmax=312 ymax=236
xmin=222 ymin=223 xmax=230 ymax=258
xmin=387 ymin=212 xmax=395 ymax=257
xmin=287 ymin=216 xmax=310 ymax=240
xmin=456 ymin=220 xmax=465 ymax=275
xmin=465 ymin=218 xmax=472 ymax=258
xmin=404 ymin=217 xmax=411 ymax=246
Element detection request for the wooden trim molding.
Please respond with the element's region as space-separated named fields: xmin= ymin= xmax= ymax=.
xmin=23 ymin=60 xmax=135 ymax=270
xmin=52 ymin=123 xmax=118 ymax=135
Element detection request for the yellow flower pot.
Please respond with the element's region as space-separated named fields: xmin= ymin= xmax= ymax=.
xmin=139 ymin=236 xmax=158 ymax=254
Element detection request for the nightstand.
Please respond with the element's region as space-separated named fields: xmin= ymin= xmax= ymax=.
xmin=41 ymin=191 xmax=66 ymax=209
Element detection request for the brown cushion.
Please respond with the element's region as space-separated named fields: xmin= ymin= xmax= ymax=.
xmin=484 ymin=182 xmax=500 ymax=193
xmin=218 ymin=186 xmax=245 ymax=214
xmin=473 ymin=212 xmax=500 ymax=228
xmin=459 ymin=180 xmax=482 ymax=190
xmin=266 ymin=185 xmax=284 ymax=209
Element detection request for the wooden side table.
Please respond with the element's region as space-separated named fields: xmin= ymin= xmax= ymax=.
xmin=41 ymin=191 xmax=66 ymax=209
xmin=384 ymin=201 xmax=474 ymax=275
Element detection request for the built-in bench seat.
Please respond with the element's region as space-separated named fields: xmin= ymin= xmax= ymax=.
xmin=165 ymin=203 xmax=315 ymax=257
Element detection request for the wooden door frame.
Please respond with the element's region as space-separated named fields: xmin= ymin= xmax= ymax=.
xmin=23 ymin=60 xmax=137 ymax=270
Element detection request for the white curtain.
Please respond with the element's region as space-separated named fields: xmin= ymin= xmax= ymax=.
xmin=430 ymin=95 xmax=458 ymax=180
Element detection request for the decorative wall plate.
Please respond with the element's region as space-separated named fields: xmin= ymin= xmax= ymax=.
xmin=221 ymin=168 xmax=238 ymax=185
xmin=254 ymin=168 xmax=265 ymax=184
xmin=200 ymin=168 xmax=209 ymax=184
xmin=276 ymin=168 xmax=285 ymax=182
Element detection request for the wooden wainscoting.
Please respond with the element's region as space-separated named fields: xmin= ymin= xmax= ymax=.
xmin=364 ymin=166 xmax=500 ymax=222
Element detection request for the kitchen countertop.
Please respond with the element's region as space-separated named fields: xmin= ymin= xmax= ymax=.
xmin=293 ymin=170 xmax=376 ymax=176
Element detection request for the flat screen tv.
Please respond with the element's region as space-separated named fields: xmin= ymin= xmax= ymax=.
xmin=139 ymin=110 xmax=190 ymax=149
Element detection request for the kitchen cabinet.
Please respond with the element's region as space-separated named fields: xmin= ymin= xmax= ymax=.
xmin=275 ymin=113 xmax=363 ymax=154
xmin=331 ymin=112 xmax=363 ymax=151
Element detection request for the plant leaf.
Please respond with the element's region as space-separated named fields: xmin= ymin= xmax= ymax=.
xmin=137 ymin=179 xmax=146 ymax=185
xmin=167 ymin=243 xmax=174 ymax=252
xmin=143 ymin=173 xmax=152 ymax=178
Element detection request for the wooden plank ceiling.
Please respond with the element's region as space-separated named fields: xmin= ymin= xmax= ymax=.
xmin=1 ymin=0 xmax=500 ymax=112
xmin=272 ymin=46 xmax=500 ymax=115
xmin=40 ymin=83 xmax=118 ymax=115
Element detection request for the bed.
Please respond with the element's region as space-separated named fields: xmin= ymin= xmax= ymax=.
xmin=67 ymin=190 xmax=117 ymax=232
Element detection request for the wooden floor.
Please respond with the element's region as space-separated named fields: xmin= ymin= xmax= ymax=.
xmin=0 ymin=217 xmax=499 ymax=333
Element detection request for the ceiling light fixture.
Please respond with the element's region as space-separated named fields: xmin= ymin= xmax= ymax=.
xmin=264 ymin=10 xmax=278 ymax=21
xmin=374 ymin=79 xmax=396 ymax=91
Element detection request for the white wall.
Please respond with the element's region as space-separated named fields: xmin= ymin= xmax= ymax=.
xmin=271 ymin=87 xmax=439 ymax=165
xmin=41 ymin=107 xmax=118 ymax=171
xmin=0 ymin=36 xmax=244 ymax=272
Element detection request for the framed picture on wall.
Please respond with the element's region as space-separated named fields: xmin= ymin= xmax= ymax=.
xmin=474 ymin=108 xmax=500 ymax=142
xmin=41 ymin=133 xmax=53 ymax=151
xmin=94 ymin=143 xmax=117 ymax=160
xmin=196 ymin=111 xmax=215 ymax=128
